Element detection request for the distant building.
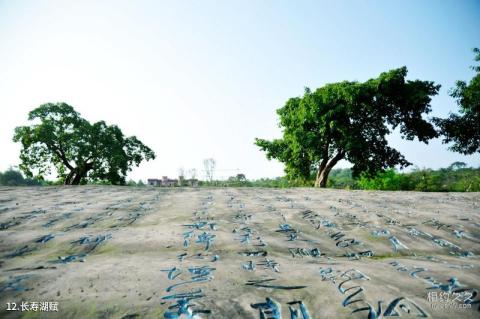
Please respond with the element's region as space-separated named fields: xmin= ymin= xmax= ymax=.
xmin=147 ymin=178 xmax=161 ymax=186
xmin=161 ymin=176 xmax=178 ymax=187
xmin=147 ymin=176 xmax=198 ymax=187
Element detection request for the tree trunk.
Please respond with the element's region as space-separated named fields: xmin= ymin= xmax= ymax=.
xmin=316 ymin=167 xmax=332 ymax=187
xmin=64 ymin=171 xmax=75 ymax=185
xmin=71 ymin=172 xmax=84 ymax=185
xmin=314 ymin=151 xmax=344 ymax=188
xmin=314 ymin=158 xmax=328 ymax=187
xmin=64 ymin=164 xmax=91 ymax=185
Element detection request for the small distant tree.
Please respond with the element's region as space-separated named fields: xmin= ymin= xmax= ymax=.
xmin=448 ymin=161 xmax=467 ymax=171
xmin=126 ymin=179 xmax=137 ymax=186
xmin=256 ymin=67 xmax=440 ymax=187
xmin=177 ymin=166 xmax=186 ymax=186
xmin=13 ymin=103 xmax=156 ymax=185
xmin=187 ymin=168 xmax=197 ymax=180
xmin=0 ymin=169 xmax=24 ymax=186
xmin=0 ymin=168 xmax=41 ymax=186
xmin=236 ymin=173 xmax=246 ymax=181
xmin=178 ymin=166 xmax=185 ymax=178
xmin=203 ymin=158 xmax=216 ymax=182
xmin=434 ymin=48 xmax=480 ymax=154
xmin=137 ymin=179 xmax=145 ymax=187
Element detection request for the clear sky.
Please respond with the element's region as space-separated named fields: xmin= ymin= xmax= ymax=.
xmin=0 ymin=0 xmax=479 ymax=181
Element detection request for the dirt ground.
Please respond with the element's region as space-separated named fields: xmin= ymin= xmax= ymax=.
xmin=0 ymin=186 xmax=479 ymax=319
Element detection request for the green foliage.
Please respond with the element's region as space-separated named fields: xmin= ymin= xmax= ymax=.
xmin=13 ymin=102 xmax=156 ymax=185
xmin=448 ymin=161 xmax=467 ymax=170
xmin=0 ymin=168 xmax=42 ymax=186
xmin=256 ymin=67 xmax=440 ymax=187
xmin=199 ymin=177 xmax=312 ymax=188
xmin=249 ymin=177 xmax=311 ymax=188
xmin=434 ymin=48 xmax=480 ymax=154
xmin=327 ymin=168 xmax=356 ymax=189
xmin=222 ymin=174 xmax=249 ymax=186
xmin=83 ymin=179 xmax=112 ymax=186
xmin=356 ymin=166 xmax=480 ymax=192
xmin=196 ymin=163 xmax=479 ymax=191
xmin=357 ymin=169 xmax=404 ymax=190
xmin=126 ymin=179 xmax=138 ymax=186
xmin=123 ymin=179 xmax=146 ymax=187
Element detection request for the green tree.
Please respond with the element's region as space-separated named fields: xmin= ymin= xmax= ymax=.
xmin=0 ymin=168 xmax=25 ymax=186
xmin=0 ymin=168 xmax=41 ymax=186
xmin=255 ymin=67 xmax=439 ymax=187
xmin=126 ymin=179 xmax=138 ymax=186
xmin=13 ymin=103 xmax=156 ymax=185
xmin=448 ymin=161 xmax=467 ymax=171
xmin=434 ymin=48 xmax=480 ymax=154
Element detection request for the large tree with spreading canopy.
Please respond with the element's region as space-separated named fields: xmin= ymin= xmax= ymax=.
xmin=13 ymin=103 xmax=156 ymax=185
xmin=255 ymin=67 xmax=440 ymax=187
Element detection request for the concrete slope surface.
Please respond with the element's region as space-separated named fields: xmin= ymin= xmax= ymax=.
xmin=0 ymin=186 xmax=479 ymax=318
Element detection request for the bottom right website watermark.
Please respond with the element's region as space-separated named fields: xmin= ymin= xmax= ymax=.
xmin=427 ymin=291 xmax=473 ymax=310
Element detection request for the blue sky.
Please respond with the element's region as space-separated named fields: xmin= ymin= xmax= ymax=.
xmin=0 ymin=0 xmax=479 ymax=181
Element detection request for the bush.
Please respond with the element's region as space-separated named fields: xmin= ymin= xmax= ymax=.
xmin=355 ymin=166 xmax=480 ymax=192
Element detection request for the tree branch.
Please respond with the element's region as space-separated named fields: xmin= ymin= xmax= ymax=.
xmin=49 ymin=144 xmax=74 ymax=171
xmin=326 ymin=151 xmax=345 ymax=170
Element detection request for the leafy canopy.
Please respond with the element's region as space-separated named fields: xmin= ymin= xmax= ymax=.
xmin=255 ymin=67 xmax=440 ymax=182
xmin=13 ymin=103 xmax=156 ymax=185
xmin=434 ymin=48 xmax=480 ymax=154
